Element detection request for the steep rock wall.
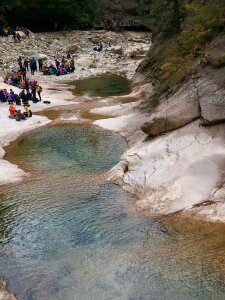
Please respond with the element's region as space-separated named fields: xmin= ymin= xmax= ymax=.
xmin=102 ymin=34 xmax=225 ymax=222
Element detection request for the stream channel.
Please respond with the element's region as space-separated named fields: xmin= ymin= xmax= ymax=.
xmin=1 ymin=75 xmax=225 ymax=299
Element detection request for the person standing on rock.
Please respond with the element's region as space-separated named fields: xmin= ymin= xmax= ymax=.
xmin=16 ymin=32 xmax=21 ymax=42
xmin=12 ymin=29 xmax=16 ymax=42
xmin=17 ymin=69 xmax=22 ymax=82
xmin=25 ymin=28 xmax=29 ymax=38
xmin=36 ymin=84 xmax=42 ymax=101
xmin=23 ymin=58 xmax=29 ymax=71
xmin=18 ymin=56 xmax=23 ymax=69
xmin=70 ymin=59 xmax=75 ymax=72
xmin=25 ymin=79 xmax=30 ymax=92
xmin=22 ymin=66 xmax=26 ymax=81
xmin=30 ymin=58 xmax=37 ymax=75
xmin=19 ymin=89 xmax=27 ymax=105
xmin=38 ymin=59 xmax=43 ymax=72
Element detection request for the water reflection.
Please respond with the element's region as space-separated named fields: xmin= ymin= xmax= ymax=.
xmin=72 ymin=75 xmax=131 ymax=98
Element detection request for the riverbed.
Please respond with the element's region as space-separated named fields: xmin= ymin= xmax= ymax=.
xmin=1 ymin=76 xmax=225 ymax=300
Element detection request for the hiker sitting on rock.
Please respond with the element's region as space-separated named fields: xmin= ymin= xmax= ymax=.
xmin=9 ymin=104 xmax=16 ymax=119
xmin=36 ymin=84 xmax=42 ymax=101
xmin=8 ymin=89 xmax=15 ymax=104
xmin=15 ymin=109 xmax=26 ymax=121
xmin=18 ymin=56 xmax=23 ymax=69
xmin=23 ymin=104 xmax=32 ymax=118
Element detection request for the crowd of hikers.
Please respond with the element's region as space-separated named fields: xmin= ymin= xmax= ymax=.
xmin=2 ymin=26 xmax=30 ymax=42
xmin=0 ymin=86 xmax=33 ymax=121
xmin=0 ymin=79 xmax=42 ymax=121
xmin=3 ymin=78 xmax=42 ymax=103
xmin=8 ymin=102 xmax=32 ymax=121
xmin=42 ymin=54 xmax=75 ymax=76
xmin=7 ymin=54 xmax=76 ymax=77
xmin=0 ymin=54 xmax=45 ymax=121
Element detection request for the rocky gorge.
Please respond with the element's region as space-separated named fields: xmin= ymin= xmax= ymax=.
xmin=1 ymin=28 xmax=225 ymax=299
xmin=94 ymin=34 xmax=225 ymax=223
xmin=1 ymin=29 xmax=225 ymax=224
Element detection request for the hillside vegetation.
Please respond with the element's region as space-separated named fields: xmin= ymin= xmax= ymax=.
xmin=135 ymin=0 xmax=225 ymax=109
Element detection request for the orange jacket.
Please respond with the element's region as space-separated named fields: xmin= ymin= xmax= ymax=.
xmin=9 ymin=105 xmax=16 ymax=116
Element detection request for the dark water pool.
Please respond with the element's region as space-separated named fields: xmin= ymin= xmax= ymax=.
xmin=72 ymin=75 xmax=131 ymax=98
xmin=1 ymin=124 xmax=225 ymax=299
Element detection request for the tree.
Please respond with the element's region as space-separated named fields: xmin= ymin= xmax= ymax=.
xmin=173 ymin=0 xmax=181 ymax=33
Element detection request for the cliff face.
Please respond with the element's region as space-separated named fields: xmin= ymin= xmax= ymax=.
xmin=100 ymin=33 xmax=225 ymax=222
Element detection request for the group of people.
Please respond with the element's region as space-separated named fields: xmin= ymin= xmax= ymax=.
xmin=3 ymin=77 xmax=43 ymax=103
xmin=9 ymin=103 xmax=32 ymax=121
xmin=42 ymin=55 xmax=75 ymax=76
xmin=0 ymin=86 xmax=32 ymax=121
xmin=17 ymin=56 xmax=37 ymax=75
xmin=2 ymin=26 xmax=29 ymax=42
xmin=13 ymin=54 xmax=75 ymax=77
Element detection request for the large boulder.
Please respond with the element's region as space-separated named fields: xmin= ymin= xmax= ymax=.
xmin=191 ymin=73 xmax=225 ymax=125
xmin=108 ymin=46 xmax=123 ymax=55
xmin=208 ymin=53 xmax=225 ymax=68
xmin=76 ymin=56 xmax=95 ymax=68
xmin=66 ymin=44 xmax=78 ymax=53
xmin=88 ymin=36 xmax=101 ymax=44
xmin=23 ymin=51 xmax=48 ymax=60
xmin=141 ymin=83 xmax=200 ymax=136
xmin=15 ymin=31 xmax=26 ymax=39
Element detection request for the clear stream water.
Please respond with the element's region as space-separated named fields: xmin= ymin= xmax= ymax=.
xmin=1 ymin=77 xmax=225 ymax=299
xmin=72 ymin=75 xmax=131 ymax=98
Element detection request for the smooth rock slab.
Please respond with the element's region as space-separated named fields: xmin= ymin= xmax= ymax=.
xmin=141 ymin=82 xmax=200 ymax=136
xmin=76 ymin=56 xmax=95 ymax=68
xmin=23 ymin=50 xmax=48 ymax=60
xmin=108 ymin=120 xmax=225 ymax=216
